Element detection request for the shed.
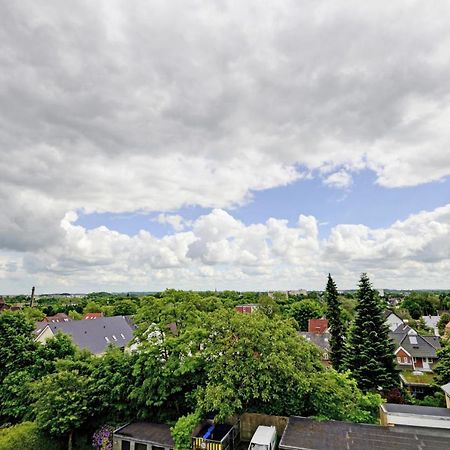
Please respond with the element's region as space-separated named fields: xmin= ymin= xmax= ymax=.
xmin=113 ymin=422 xmax=174 ymax=450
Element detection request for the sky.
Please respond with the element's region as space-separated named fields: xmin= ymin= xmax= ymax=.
xmin=1 ymin=0 xmax=450 ymax=294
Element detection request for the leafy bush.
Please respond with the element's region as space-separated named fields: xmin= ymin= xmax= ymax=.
xmin=171 ymin=412 xmax=201 ymax=450
xmin=0 ymin=422 xmax=59 ymax=450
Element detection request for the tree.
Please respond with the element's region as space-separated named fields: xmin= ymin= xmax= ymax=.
xmin=345 ymin=273 xmax=399 ymax=392
xmin=287 ymin=299 xmax=325 ymax=331
xmin=90 ymin=347 xmax=136 ymax=423
xmin=434 ymin=337 xmax=450 ymax=386
xmin=438 ymin=313 xmax=450 ymax=336
xmin=0 ymin=311 xmax=37 ymax=380
xmin=33 ymin=370 xmax=93 ymax=450
xmin=306 ymin=370 xmax=382 ymax=423
xmin=196 ymin=310 xmax=322 ymax=420
xmin=325 ymin=274 xmax=345 ymax=371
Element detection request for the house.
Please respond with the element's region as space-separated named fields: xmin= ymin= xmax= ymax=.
xmin=380 ymin=403 xmax=450 ymax=429
xmin=34 ymin=316 xmax=135 ymax=355
xmin=235 ymin=304 xmax=259 ymax=314
xmin=308 ymin=318 xmax=328 ymax=334
xmin=442 ymin=383 xmax=450 ymax=408
xmin=113 ymin=422 xmax=174 ymax=450
xmin=0 ymin=297 xmax=21 ymax=312
xmin=43 ymin=312 xmax=71 ymax=323
xmin=384 ymin=310 xmax=405 ymax=332
xmin=423 ymin=315 xmax=440 ymax=336
xmin=83 ymin=312 xmax=104 ymax=320
xmin=278 ymin=416 xmax=450 ymax=450
xmin=391 ymin=332 xmax=440 ymax=372
xmin=299 ymin=331 xmax=330 ymax=366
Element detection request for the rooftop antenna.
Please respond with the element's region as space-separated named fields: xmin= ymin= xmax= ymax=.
xmin=30 ymin=286 xmax=35 ymax=308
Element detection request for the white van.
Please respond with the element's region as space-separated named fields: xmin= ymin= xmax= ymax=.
xmin=248 ymin=426 xmax=277 ymax=450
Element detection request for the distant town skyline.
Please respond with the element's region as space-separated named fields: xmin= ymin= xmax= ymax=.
xmin=1 ymin=1 xmax=450 ymax=293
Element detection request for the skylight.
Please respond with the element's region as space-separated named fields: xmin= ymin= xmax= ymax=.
xmin=409 ymin=336 xmax=417 ymax=345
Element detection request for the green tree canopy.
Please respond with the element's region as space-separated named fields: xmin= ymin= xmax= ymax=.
xmin=286 ymin=299 xmax=325 ymax=331
xmin=33 ymin=370 xmax=93 ymax=450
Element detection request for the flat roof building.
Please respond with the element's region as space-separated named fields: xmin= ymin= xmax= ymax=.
xmin=279 ymin=416 xmax=450 ymax=450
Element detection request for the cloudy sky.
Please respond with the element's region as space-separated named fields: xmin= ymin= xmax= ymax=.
xmin=1 ymin=0 xmax=450 ymax=294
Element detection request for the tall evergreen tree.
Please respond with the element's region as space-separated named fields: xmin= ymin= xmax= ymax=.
xmin=345 ymin=273 xmax=399 ymax=392
xmin=325 ymin=274 xmax=345 ymax=371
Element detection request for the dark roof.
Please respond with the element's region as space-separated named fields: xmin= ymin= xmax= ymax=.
xmin=384 ymin=310 xmax=403 ymax=320
xmin=114 ymin=422 xmax=174 ymax=447
xmin=299 ymin=332 xmax=330 ymax=353
xmin=382 ymin=403 xmax=450 ymax=418
xmin=390 ymin=332 xmax=441 ymax=358
xmin=279 ymin=416 xmax=450 ymax=450
xmin=392 ymin=323 xmax=414 ymax=334
xmin=42 ymin=316 xmax=135 ymax=354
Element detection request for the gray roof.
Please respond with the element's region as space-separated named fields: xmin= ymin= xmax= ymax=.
xmin=441 ymin=383 xmax=450 ymax=396
xmin=299 ymin=332 xmax=330 ymax=353
xmin=114 ymin=422 xmax=174 ymax=447
xmin=423 ymin=315 xmax=440 ymax=328
xmin=392 ymin=323 xmax=414 ymax=334
xmin=41 ymin=316 xmax=135 ymax=354
xmin=390 ymin=332 xmax=441 ymax=358
xmin=279 ymin=416 xmax=450 ymax=450
xmin=382 ymin=403 xmax=450 ymax=418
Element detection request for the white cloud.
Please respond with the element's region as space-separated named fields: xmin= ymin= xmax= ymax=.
xmin=323 ymin=170 xmax=353 ymax=189
xmin=1 ymin=1 xmax=450 ymax=290
xmin=155 ymin=213 xmax=188 ymax=232
xmin=2 ymin=204 xmax=450 ymax=293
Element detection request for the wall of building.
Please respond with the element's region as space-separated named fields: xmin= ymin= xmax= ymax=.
xmin=240 ymin=413 xmax=287 ymax=442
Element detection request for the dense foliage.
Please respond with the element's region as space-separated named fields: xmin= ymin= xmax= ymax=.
xmin=7 ymin=283 xmax=446 ymax=448
xmin=345 ymin=274 xmax=399 ymax=392
xmin=325 ymin=275 xmax=345 ymax=371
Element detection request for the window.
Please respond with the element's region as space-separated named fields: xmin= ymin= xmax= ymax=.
xmin=409 ymin=336 xmax=417 ymax=345
xmin=121 ymin=440 xmax=131 ymax=450
xmin=403 ymin=357 xmax=408 ymax=363
xmin=135 ymin=443 xmax=147 ymax=450
xmin=397 ymin=357 xmax=402 ymax=364
xmin=105 ymin=336 xmax=110 ymax=343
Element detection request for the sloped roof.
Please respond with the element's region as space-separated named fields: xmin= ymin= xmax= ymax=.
xmin=392 ymin=323 xmax=415 ymax=334
xmin=41 ymin=316 xmax=135 ymax=354
xmin=279 ymin=416 xmax=450 ymax=450
xmin=441 ymin=383 xmax=450 ymax=396
xmin=390 ymin=332 xmax=441 ymax=358
xmin=299 ymin=332 xmax=330 ymax=353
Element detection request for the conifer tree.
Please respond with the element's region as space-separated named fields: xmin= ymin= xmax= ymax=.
xmin=325 ymin=274 xmax=345 ymax=371
xmin=345 ymin=273 xmax=399 ymax=392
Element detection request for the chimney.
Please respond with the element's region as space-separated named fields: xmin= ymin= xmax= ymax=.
xmin=30 ymin=286 xmax=35 ymax=307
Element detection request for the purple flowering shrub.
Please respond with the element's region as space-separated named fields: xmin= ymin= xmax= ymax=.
xmin=92 ymin=425 xmax=114 ymax=450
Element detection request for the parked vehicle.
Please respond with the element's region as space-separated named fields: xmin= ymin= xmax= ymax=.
xmin=248 ymin=426 xmax=277 ymax=450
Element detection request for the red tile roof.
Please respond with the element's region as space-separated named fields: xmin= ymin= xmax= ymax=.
xmin=308 ymin=319 xmax=328 ymax=334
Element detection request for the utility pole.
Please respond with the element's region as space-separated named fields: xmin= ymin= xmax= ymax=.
xmin=30 ymin=286 xmax=35 ymax=307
